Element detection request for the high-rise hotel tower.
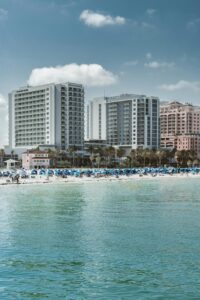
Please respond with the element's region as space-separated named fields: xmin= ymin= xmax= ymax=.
xmin=87 ymin=94 xmax=160 ymax=149
xmin=8 ymin=83 xmax=84 ymax=155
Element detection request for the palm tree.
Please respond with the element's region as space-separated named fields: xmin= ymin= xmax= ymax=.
xmin=87 ymin=145 xmax=94 ymax=155
xmin=187 ymin=159 xmax=193 ymax=167
xmin=174 ymin=150 xmax=196 ymax=167
xmin=188 ymin=150 xmax=197 ymax=161
xmin=129 ymin=149 xmax=136 ymax=167
xmin=68 ymin=146 xmax=77 ymax=167
xmin=89 ymin=153 xmax=95 ymax=168
xmin=104 ymin=146 xmax=115 ymax=167
xmin=116 ymin=148 xmax=125 ymax=167
xmin=126 ymin=155 xmax=132 ymax=168
xmin=132 ymin=148 xmax=141 ymax=166
xmin=156 ymin=150 xmax=167 ymax=166
xmin=128 ymin=148 xmax=144 ymax=167
xmin=117 ymin=148 xmax=125 ymax=158
xmin=193 ymin=159 xmax=199 ymax=167
xmin=96 ymin=155 xmax=101 ymax=168
xmin=0 ymin=149 xmax=5 ymax=156
xmin=145 ymin=149 xmax=155 ymax=166
xmin=11 ymin=150 xmax=14 ymax=159
xmin=141 ymin=148 xmax=149 ymax=167
xmin=95 ymin=147 xmax=104 ymax=157
xmin=165 ymin=148 xmax=176 ymax=166
xmin=175 ymin=150 xmax=182 ymax=167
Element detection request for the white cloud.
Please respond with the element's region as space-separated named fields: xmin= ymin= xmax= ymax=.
xmin=0 ymin=8 xmax=8 ymax=21
xmin=146 ymin=9 xmax=157 ymax=17
xmin=123 ymin=60 xmax=138 ymax=66
xmin=159 ymin=80 xmax=200 ymax=92
xmin=144 ymin=54 xmax=175 ymax=69
xmin=80 ymin=10 xmax=126 ymax=27
xmin=50 ymin=0 xmax=76 ymax=8
xmin=28 ymin=63 xmax=118 ymax=87
xmin=146 ymin=52 xmax=152 ymax=60
xmin=119 ymin=71 xmax=126 ymax=77
xmin=141 ymin=22 xmax=155 ymax=29
xmin=131 ymin=20 xmax=155 ymax=31
xmin=49 ymin=1 xmax=76 ymax=15
xmin=144 ymin=60 xmax=175 ymax=69
xmin=0 ymin=94 xmax=6 ymax=107
xmin=187 ymin=18 xmax=200 ymax=29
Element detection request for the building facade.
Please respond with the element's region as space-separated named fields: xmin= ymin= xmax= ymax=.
xmin=87 ymin=94 xmax=160 ymax=150
xmin=177 ymin=134 xmax=200 ymax=156
xmin=86 ymin=97 xmax=107 ymax=141
xmin=8 ymin=82 xmax=84 ymax=155
xmin=22 ymin=150 xmax=54 ymax=169
xmin=160 ymin=101 xmax=200 ymax=149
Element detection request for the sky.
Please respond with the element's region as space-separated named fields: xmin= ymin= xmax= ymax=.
xmin=0 ymin=0 xmax=200 ymax=146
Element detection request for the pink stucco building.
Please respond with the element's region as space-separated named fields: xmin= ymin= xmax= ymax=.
xmin=177 ymin=134 xmax=200 ymax=156
xmin=160 ymin=101 xmax=200 ymax=149
xmin=22 ymin=150 xmax=54 ymax=169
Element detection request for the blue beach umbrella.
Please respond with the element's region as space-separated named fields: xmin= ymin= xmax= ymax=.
xmin=31 ymin=169 xmax=38 ymax=175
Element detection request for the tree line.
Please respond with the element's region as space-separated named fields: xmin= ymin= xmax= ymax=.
xmin=1 ymin=147 xmax=199 ymax=168
xmin=53 ymin=147 xmax=200 ymax=168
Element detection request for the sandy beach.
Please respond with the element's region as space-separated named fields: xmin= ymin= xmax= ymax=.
xmin=0 ymin=172 xmax=199 ymax=186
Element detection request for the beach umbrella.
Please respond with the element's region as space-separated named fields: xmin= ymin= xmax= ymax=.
xmin=31 ymin=169 xmax=38 ymax=175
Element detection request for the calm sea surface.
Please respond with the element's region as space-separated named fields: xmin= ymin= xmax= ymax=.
xmin=0 ymin=178 xmax=200 ymax=299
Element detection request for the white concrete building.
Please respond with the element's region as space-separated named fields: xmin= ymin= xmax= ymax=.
xmin=87 ymin=94 xmax=160 ymax=149
xmin=8 ymin=83 xmax=84 ymax=155
xmin=86 ymin=97 xmax=107 ymax=141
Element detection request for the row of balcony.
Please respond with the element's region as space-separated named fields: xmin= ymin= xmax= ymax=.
xmin=15 ymin=96 xmax=46 ymax=103
xmin=16 ymin=114 xmax=46 ymax=119
xmin=16 ymin=118 xmax=45 ymax=123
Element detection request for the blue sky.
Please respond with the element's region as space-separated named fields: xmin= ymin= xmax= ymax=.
xmin=0 ymin=0 xmax=200 ymax=146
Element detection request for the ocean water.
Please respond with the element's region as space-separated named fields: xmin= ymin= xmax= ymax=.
xmin=0 ymin=178 xmax=200 ymax=299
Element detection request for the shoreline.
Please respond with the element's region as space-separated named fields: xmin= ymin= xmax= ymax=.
xmin=0 ymin=173 xmax=199 ymax=186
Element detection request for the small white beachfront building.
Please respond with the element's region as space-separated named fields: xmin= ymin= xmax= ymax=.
xmin=5 ymin=159 xmax=18 ymax=170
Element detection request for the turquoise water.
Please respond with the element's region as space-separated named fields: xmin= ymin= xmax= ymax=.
xmin=1 ymin=179 xmax=200 ymax=299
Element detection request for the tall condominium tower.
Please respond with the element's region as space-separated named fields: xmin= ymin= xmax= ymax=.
xmin=8 ymin=82 xmax=84 ymax=155
xmin=160 ymin=101 xmax=200 ymax=148
xmin=86 ymin=97 xmax=107 ymax=141
xmin=87 ymin=94 xmax=160 ymax=149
